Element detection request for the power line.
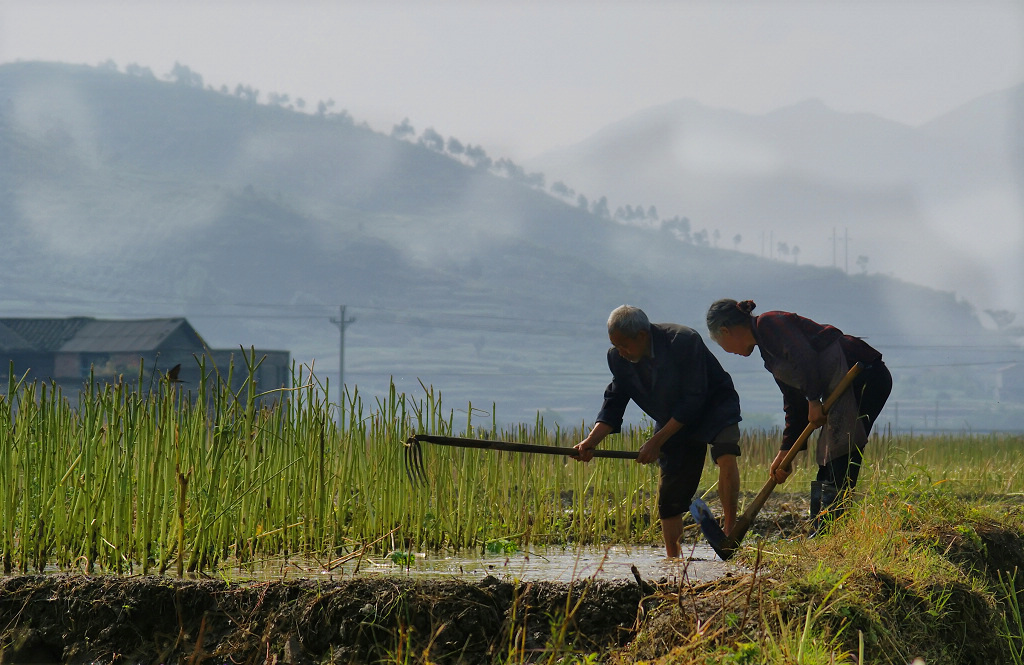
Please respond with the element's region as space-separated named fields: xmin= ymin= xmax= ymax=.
xmin=886 ymin=360 xmax=1021 ymax=369
xmin=348 ymin=359 xmax=1022 ymax=377
xmin=3 ymin=297 xmax=1020 ymax=347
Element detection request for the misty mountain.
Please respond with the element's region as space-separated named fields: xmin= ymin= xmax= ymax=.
xmin=527 ymin=89 xmax=1024 ymax=316
xmin=0 ymin=61 xmax=1019 ymax=429
xmin=919 ymin=85 xmax=1024 ymax=170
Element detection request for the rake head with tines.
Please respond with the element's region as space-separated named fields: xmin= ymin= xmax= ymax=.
xmin=404 ymin=435 xmax=428 ymax=485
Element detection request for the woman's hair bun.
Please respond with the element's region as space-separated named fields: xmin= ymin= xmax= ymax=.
xmin=706 ymin=298 xmax=755 ymax=332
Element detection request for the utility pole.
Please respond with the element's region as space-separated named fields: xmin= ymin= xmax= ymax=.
xmin=844 ymin=227 xmax=850 ymax=274
xmin=330 ymin=305 xmax=356 ymax=399
xmin=832 ymin=227 xmax=836 ymax=269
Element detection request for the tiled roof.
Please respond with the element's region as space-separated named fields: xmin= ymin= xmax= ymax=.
xmin=0 ymin=321 xmax=36 ymax=351
xmin=0 ymin=317 xmax=200 ymax=353
xmin=60 ymin=318 xmax=195 ymax=352
xmin=0 ymin=317 xmax=92 ymax=352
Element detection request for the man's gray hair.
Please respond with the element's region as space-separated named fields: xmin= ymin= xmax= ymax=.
xmin=607 ymin=305 xmax=650 ymax=338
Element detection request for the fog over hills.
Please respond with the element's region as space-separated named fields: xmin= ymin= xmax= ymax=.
xmin=1 ymin=62 xmax=1021 ymax=429
xmin=527 ymin=88 xmax=1024 ymax=316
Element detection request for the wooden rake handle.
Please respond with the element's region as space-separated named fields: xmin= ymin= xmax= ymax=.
xmin=411 ymin=434 xmax=638 ymax=459
xmin=404 ymin=433 xmax=637 ymax=486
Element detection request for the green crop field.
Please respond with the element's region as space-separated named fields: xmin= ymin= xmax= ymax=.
xmin=1 ymin=358 xmax=1021 ymax=576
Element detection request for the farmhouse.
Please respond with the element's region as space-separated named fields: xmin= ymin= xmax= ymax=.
xmin=0 ymin=317 xmax=290 ymax=398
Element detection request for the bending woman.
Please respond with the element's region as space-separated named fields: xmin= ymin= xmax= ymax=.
xmin=705 ymin=299 xmax=892 ymax=529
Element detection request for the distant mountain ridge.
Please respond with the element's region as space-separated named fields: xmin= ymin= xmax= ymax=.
xmin=0 ymin=61 xmax=1019 ymax=428
xmin=920 ymin=84 xmax=1024 ymax=160
xmin=527 ymin=87 xmax=1024 ymax=316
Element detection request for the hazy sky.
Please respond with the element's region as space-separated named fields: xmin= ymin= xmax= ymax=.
xmin=3 ymin=1 xmax=1022 ymax=161
xmin=3 ymin=1 xmax=1023 ymax=314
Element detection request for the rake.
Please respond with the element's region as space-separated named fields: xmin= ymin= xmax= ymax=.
xmin=403 ymin=433 xmax=638 ymax=485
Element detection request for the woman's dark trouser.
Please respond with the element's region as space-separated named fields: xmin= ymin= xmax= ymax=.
xmin=816 ymin=360 xmax=894 ymax=493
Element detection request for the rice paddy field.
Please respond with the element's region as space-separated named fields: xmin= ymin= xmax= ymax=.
xmin=1 ymin=363 xmax=1021 ymax=576
xmin=2 ymin=361 xmax=1024 ymax=664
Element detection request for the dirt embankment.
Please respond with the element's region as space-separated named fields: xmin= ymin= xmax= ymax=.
xmin=3 ymin=496 xmax=1024 ymax=664
xmin=0 ymin=494 xmax=797 ymax=664
xmin=0 ymin=573 xmax=662 ymax=664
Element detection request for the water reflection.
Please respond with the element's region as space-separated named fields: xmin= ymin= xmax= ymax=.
xmin=217 ymin=544 xmax=735 ymax=584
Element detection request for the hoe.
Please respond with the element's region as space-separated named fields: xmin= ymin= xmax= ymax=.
xmin=690 ymin=362 xmax=863 ymax=560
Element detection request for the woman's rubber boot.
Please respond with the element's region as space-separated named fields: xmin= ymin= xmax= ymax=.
xmin=810 ymin=481 xmax=822 ymax=520
xmin=810 ymin=482 xmax=840 ymax=537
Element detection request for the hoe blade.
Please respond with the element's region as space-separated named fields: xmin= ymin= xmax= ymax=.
xmin=690 ymin=498 xmax=736 ymax=561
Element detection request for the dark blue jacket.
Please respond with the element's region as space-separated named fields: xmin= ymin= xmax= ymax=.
xmin=596 ymin=323 xmax=741 ymax=451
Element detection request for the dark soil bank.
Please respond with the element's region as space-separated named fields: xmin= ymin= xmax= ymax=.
xmin=0 ymin=573 xmax=663 ymax=665
xmin=3 ymin=497 xmax=1024 ymax=665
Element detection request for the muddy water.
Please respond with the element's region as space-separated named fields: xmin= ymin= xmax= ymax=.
xmin=217 ymin=543 xmax=735 ymax=584
xmin=385 ymin=544 xmax=734 ymax=583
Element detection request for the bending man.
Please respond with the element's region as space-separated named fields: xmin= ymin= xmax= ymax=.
xmin=574 ymin=305 xmax=742 ymax=557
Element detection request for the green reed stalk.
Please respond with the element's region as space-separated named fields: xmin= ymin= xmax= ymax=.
xmin=2 ymin=358 xmax=1023 ymax=575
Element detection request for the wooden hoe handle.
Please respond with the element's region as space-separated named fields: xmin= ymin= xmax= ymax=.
xmin=726 ymin=361 xmax=864 ymax=549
